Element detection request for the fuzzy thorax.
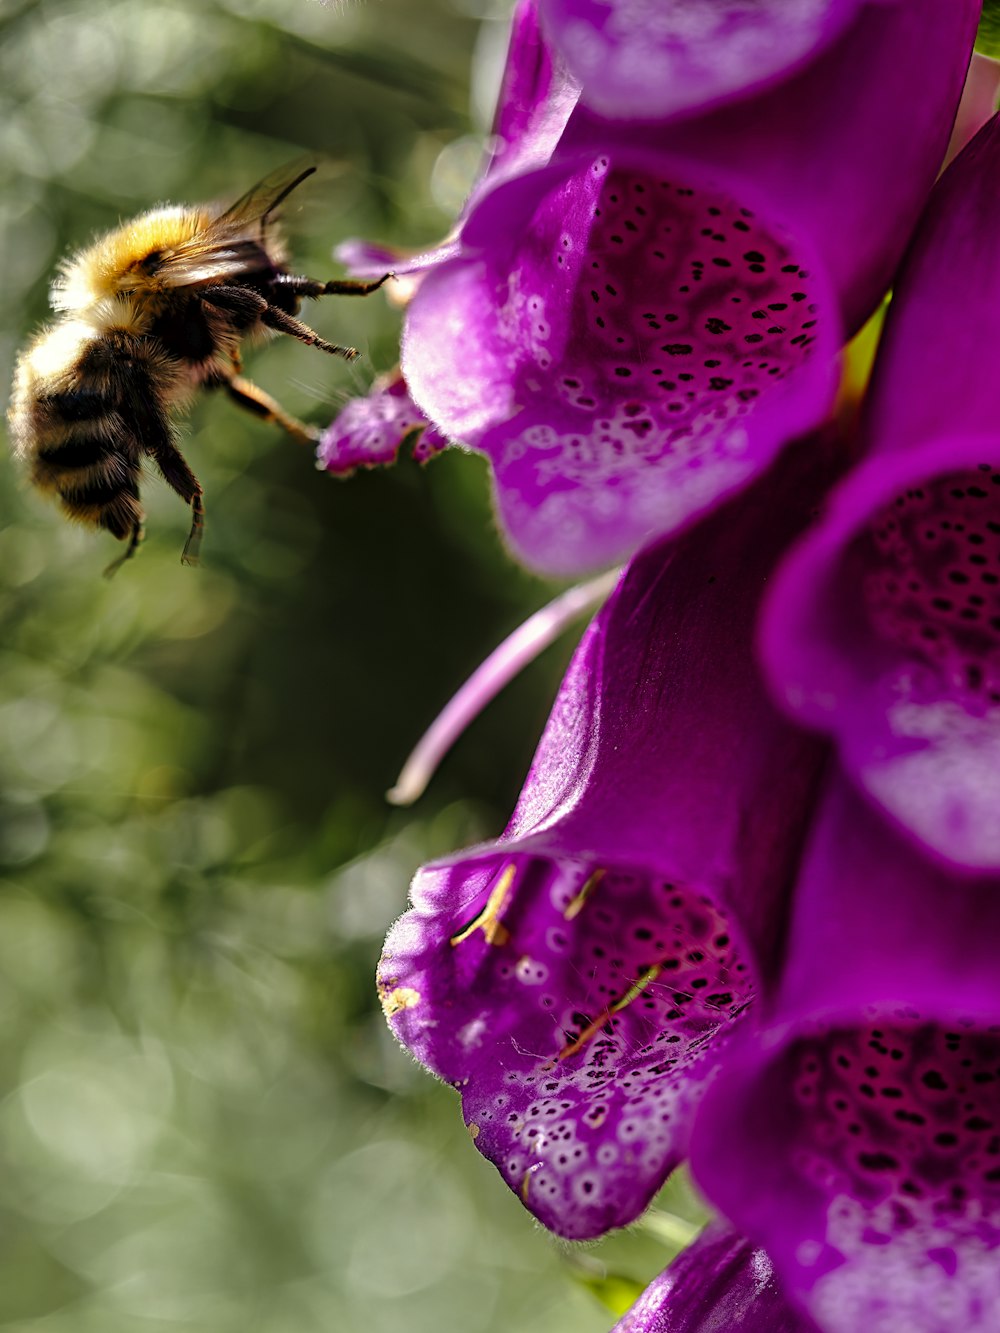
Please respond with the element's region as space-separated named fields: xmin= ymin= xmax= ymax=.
xmin=50 ymin=206 xmax=213 ymax=312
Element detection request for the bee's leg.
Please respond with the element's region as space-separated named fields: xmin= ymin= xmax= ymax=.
xmin=271 ymin=273 xmax=394 ymax=299
xmin=224 ymin=376 xmax=319 ymax=444
xmin=102 ymin=519 xmax=145 ymax=579
xmin=259 ymin=305 xmax=359 ymax=361
xmin=200 ymin=285 xmax=268 ymax=321
xmin=149 ymin=442 xmax=206 ymax=567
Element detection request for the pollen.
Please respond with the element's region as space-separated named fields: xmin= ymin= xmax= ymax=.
xmin=379 ymin=985 xmax=422 ymax=1018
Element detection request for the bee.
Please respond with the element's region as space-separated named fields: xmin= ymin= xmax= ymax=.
xmin=8 ymin=163 xmax=390 ymax=575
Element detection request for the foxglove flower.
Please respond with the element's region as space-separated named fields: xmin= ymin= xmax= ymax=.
xmin=762 ymin=115 xmax=1000 ymax=870
xmin=691 ymin=778 xmax=1000 ymax=1333
xmin=537 ymin=0 xmax=872 ymax=122
xmin=378 ymin=446 xmax=832 ymax=1240
xmin=402 ymin=1 xmax=978 ymax=574
xmin=612 ymin=1221 xmax=814 ymax=1332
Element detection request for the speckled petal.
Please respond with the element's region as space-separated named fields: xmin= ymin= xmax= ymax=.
xmin=403 ymin=1 xmax=977 ymax=574
xmin=612 ymin=1222 xmax=816 ymax=1332
xmin=762 ymin=119 xmax=1000 ymax=870
xmin=404 ymin=152 xmax=837 ymax=575
xmin=379 ymin=449 xmax=830 ymax=1238
xmin=538 ymin=0 xmax=863 ymax=121
xmin=694 ymin=780 xmax=1000 ymax=1333
xmin=318 ymin=373 xmax=447 ymax=475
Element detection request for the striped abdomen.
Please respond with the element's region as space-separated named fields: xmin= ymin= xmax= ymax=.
xmin=13 ymin=326 xmax=168 ymax=540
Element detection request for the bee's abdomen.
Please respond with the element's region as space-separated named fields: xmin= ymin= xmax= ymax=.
xmin=57 ymin=467 xmax=142 ymax=538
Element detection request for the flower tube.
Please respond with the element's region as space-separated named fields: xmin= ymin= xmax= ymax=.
xmin=612 ymin=1222 xmax=815 ymax=1332
xmin=537 ymin=0 xmax=871 ymax=122
xmin=692 ymin=777 xmax=1000 ymax=1333
xmin=402 ymin=1 xmax=978 ymax=574
xmin=762 ymin=114 xmax=1000 ymax=869
xmin=378 ymin=445 xmax=832 ymax=1240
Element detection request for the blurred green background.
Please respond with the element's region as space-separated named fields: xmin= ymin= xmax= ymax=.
xmin=0 ymin=1 xmax=706 ymax=1328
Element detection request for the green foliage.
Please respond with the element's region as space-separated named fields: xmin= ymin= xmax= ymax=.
xmin=977 ymin=2 xmax=1000 ymax=57
xmin=0 ymin=1 xmax=708 ymax=1329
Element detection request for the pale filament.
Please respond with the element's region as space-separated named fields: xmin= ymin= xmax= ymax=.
xmin=387 ymin=569 xmax=621 ymax=805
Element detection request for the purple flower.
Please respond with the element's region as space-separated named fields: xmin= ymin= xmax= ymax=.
xmin=761 ymin=115 xmax=1000 ymax=870
xmin=402 ymin=1 xmax=978 ymax=574
xmin=318 ymin=372 xmax=447 ymax=474
xmin=537 ymin=0 xmax=867 ymax=122
xmin=612 ymin=1221 xmax=815 ymax=1332
xmin=691 ymin=777 xmax=1000 ymax=1333
xmin=378 ymin=447 xmax=832 ymax=1239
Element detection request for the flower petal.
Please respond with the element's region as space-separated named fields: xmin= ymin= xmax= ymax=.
xmin=693 ymin=780 xmax=1000 ymax=1333
xmin=403 ymin=0 xmax=978 ymax=573
xmin=480 ymin=0 xmax=581 ymax=200
xmin=404 ymin=151 xmax=838 ymax=574
xmin=612 ymin=1222 xmax=815 ymax=1332
xmin=538 ymin=0 xmax=864 ymax=121
xmin=762 ymin=119 xmax=1000 ymax=870
xmin=379 ymin=448 xmax=832 ymax=1238
xmin=317 ymin=373 xmax=447 ymax=475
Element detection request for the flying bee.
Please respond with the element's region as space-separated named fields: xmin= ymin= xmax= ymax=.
xmin=7 ymin=163 xmax=391 ymax=575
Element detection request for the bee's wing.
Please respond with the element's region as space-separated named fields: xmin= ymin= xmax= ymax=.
xmin=212 ymin=159 xmax=317 ymax=232
xmin=157 ymin=160 xmax=317 ymax=288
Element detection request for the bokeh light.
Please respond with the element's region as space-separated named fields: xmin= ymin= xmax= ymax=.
xmin=0 ymin=1 xmax=706 ymax=1327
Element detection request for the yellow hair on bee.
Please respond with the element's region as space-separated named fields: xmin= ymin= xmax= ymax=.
xmin=51 ymin=207 xmax=212 ymax=312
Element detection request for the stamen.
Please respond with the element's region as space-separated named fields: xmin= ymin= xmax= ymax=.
xmin=563 ymin=867 xmax=606 ymax=920
xmin=553 ymin=965 xmax=663 ymax=1065
xmin=450 ymin=863 xmax=517 ymax=947
xmin=387 ymin=569 xmax=621 ymax=805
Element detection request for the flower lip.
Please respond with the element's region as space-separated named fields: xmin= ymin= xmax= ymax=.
xmin=612 ymin=1220 xmax=815 ymax=1333
xmin=761 ymin=431 xmax=1000 ymax=872
xmin=692 ymin=779 xmax=1000 ymax=1333
xmin=404 ymin=144 xmax=840 ymax=576
xmin=381 ymin=839 xmax=759 ymax=1240
xmin=538 ymin=0 xmax=867 ymax=123
xmin=697 ymin=1011 xmax=1000 ymax=1333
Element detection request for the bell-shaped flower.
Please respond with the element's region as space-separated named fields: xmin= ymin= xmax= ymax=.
xmin=612 ymin=1221 xmax=815 ymax=1332
xmin=536 ymin=0 xmax=871 ymax=122
xmin=402 ymin=1 xmax=978 ymax=575
xmin=378 ymin=446 xmax=832 ymax=1240
xmin=692 ymin=777 xmax=1000 ymax=1333
xmin=761 ymin=115 xmax=1000 ymax=870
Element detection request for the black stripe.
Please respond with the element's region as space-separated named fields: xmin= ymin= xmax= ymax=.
xmin=39 ymin=387 xmax=108 ymax=423
xmin=65 ymin=474 xmax=139 ymax=508
xmin=99 ymin=506 xmax=135 ymax=539
xmin=39 ymin=433 xmax=117 ymax=470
